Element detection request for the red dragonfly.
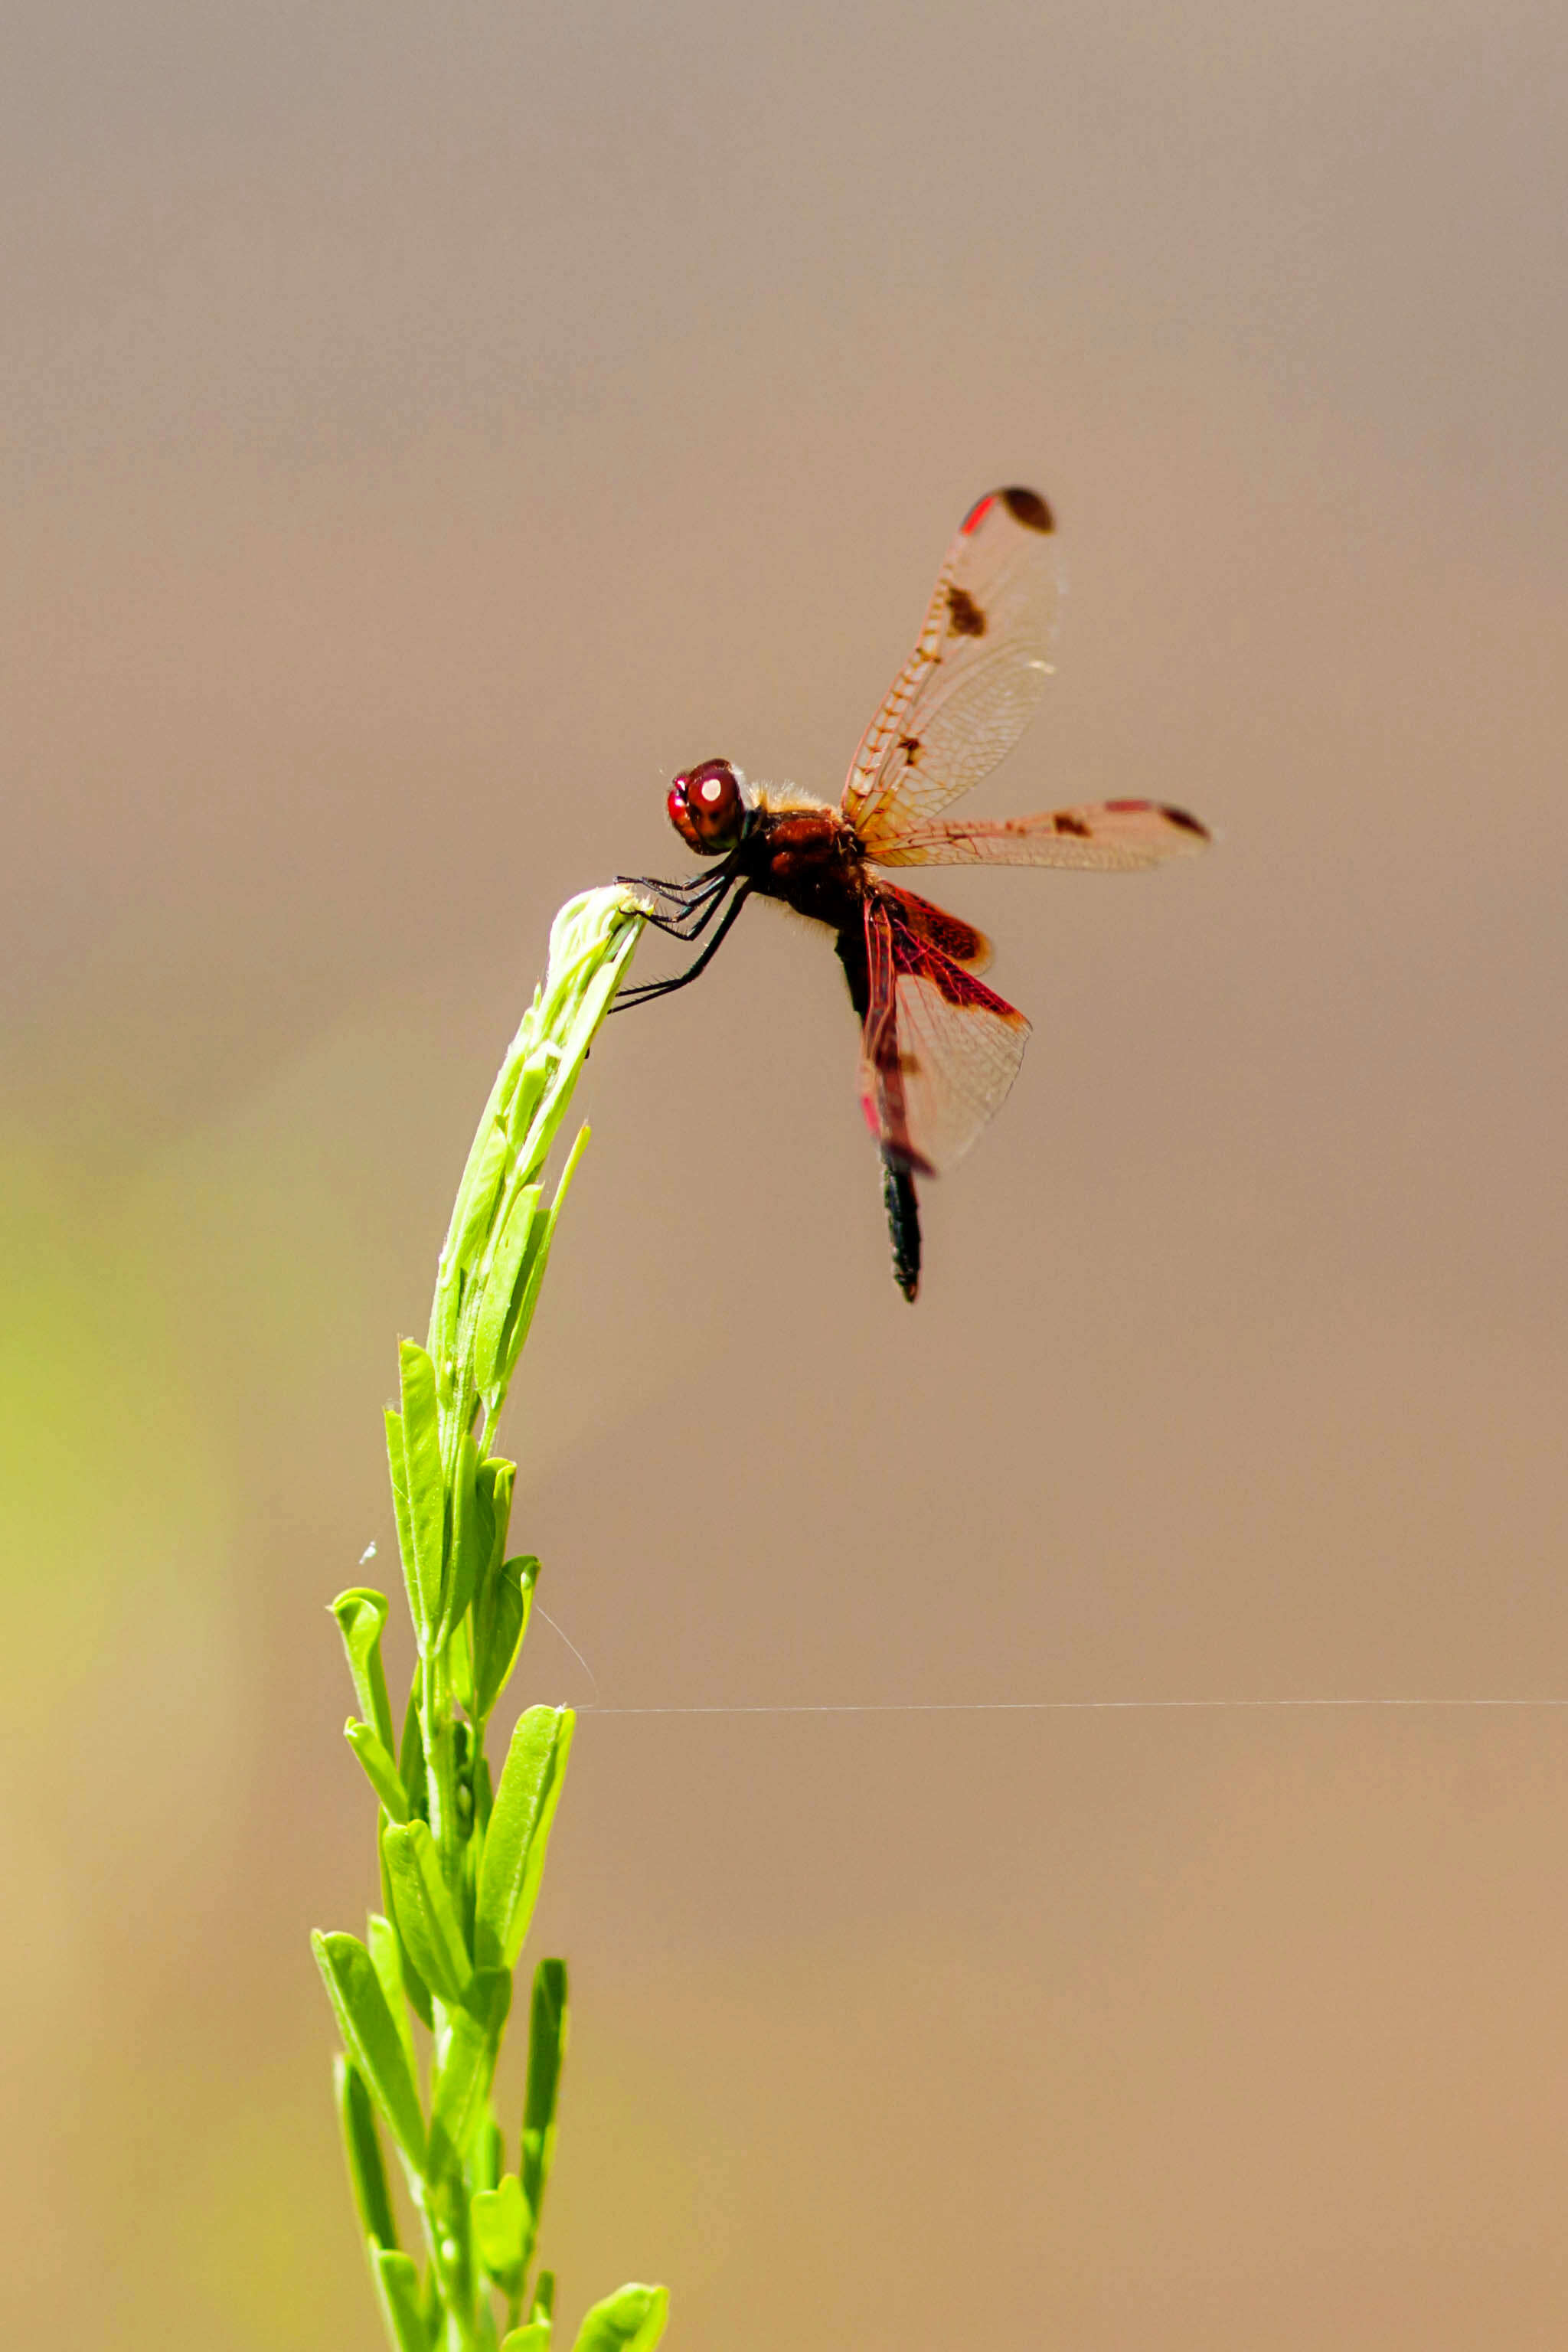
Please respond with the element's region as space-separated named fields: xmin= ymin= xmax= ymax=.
xmin=619 ymin=486 xmax=1209 ymax=1301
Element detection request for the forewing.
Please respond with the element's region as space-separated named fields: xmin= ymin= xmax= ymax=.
xmin=873 ymin=799 xmax=1211 ymax=871
xmin=858 ymin=896 xmax=1031 ymax=1181
xmin=843 ymin=488 xmax=1062 ymax=855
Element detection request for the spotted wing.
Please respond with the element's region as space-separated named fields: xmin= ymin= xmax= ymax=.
xmin=842 ymin=487 xmax=1062 ymax=858
xmin=871 ymin=799 xmax=1211 ymax=871
xmin=858 ymin=892 xmax=1031 ymax=1181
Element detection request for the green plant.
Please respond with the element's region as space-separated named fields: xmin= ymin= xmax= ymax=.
xmin=314 ymin=887 xmax=668 ymax=2352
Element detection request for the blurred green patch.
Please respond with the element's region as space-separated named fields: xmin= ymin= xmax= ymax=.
xmin=0 ymin=1135 xmax=232 ymax=1697
xmin=106 ymin=2049 xmax=376 ymax=2351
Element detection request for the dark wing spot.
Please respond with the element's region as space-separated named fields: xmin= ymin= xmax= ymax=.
xmin=1054 ymin=812 xmax=1091 ymax=837
xmin=1001 ymin=486 xmax=1054 ymax=533
xmin=1161 ymin=804 xmax=1210 ymax=838
xmin=946 ymin=586 xmax=987 ymax=638
xmin=898 ymin=736 xmax=923 ymax=763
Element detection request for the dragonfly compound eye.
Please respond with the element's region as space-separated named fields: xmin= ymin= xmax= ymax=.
xmin=668 ymin=758 xmax=746 ymax=855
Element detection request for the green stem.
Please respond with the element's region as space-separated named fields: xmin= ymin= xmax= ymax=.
xmin=321 ymin=890 xmax=671 ymax=2351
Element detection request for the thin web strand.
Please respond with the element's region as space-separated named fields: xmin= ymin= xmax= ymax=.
xmin=577 ymin=1695 xmax=1568 ymax=1717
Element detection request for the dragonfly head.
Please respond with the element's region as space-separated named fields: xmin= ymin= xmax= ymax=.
xmin=668 ymin=758 xmax=754 ymax=857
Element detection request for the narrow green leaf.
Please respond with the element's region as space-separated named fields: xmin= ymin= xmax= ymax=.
xmin=397 ymin=1683 xmax=429 ymax=1827
xmin=449 ymin=1615 xmax=476 ymax=1717
xmin=474 ymin=1708 xmax=574 ymax=1971
xmin=438 ymin=1438 xmax=490 ymax=1647
xmin=474 ymin=2113 xmax=504 ymax=2196
xmin=374 ymin=2249 xmax=433 ymax=2352
xmin=312 ymin=1930 xmax=425 ymax=2168
xmin=384 ymin=1410 xmax=423 ymax=1643
xmin=445 ymin=1100 xmax=511 ymax=1279
xmin=498 ymin=1033 xmax=550 ymax=1129
xmin=346 ymin=1718 xmax=410 ymax=1821
xmin=334 ymin=2053 xmax=398 ymax=2250
xmin=473 ymin=1552 xmax=537 ymax=1723
xmin=330 ymin=1587 xmax=397 ymax=1756
xmin=502 ymin=2269 xmax=554 ymax=2352
xmin=398 ymin=1341 xmax=448 ymax=1645
xmin=484 ymin=1457 xmax=517 ymax=1568
xmin=472 ymin=1183 xmax=543 ymax=1392
xmin=488 ymin=1131 xmax=589 ymax=1406
xmin=465 ymin=1456 xmax=518 ymax=1708
xmin=431 ymin=1100 xmax=510 ymax=1384
xmin=525 ymin=906 xmax=640 ymax=1172
xmin=472 ymin=1746 xmax=495 ymax=1844
xmin=365 ymin=1911 xmax=419 ymax=2079
xmin=471 ymin=2171 xmax=527 ymax=2283
xmin=383 ymin=1821 xmax=472 ymax=2005
xmin=430 ymin=1969 xmax=511 ymax=2166
xmin=521 ymin=1958 xmax=568 ymax=2235
xmin=570 ymin=2284 xmax=669 ymax=2352
xmin=377 ymin=1828 xmax=433 ymax=2032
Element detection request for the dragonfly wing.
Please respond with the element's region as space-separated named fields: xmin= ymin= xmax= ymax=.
xmin=858 ymin=893 xmax=1031 ymax=1181
xmin=873 ymin=799 xmax=1211 ymax=871
xmin=878 ymin=881 xmax=994 ymax=975
xmin=843 ymin=488 xmax=1062 ymax=856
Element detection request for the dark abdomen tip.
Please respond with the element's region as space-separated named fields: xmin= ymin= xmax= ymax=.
xmin=1001 ymin=486 xmax=1054 ymax=533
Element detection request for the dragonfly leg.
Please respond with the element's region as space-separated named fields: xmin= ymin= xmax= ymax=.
xmin=621 ymin=871 xmax=717 ymax=904
xmin=619 ymin=861 xmax=740 ymax=938
xmin=637 ymin=897 xmax=728 ymax=944
xmin=612 ymin=884 xmax=753 ymax=1010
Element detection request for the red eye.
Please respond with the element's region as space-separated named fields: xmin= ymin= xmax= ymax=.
xmin=668 ymin=757 xmax=746 ymax=855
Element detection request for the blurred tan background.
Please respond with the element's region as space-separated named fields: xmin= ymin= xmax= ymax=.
xmin=3 ymin=1 xmax=1566 ymax=2344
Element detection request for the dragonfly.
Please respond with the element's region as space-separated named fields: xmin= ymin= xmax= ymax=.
xmin=618 ymin=486 xmax=1210 ymax=1302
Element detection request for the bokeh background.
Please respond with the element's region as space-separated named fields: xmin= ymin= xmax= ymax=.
xmin=4 ymin=2 xmax=1566 ymax=2344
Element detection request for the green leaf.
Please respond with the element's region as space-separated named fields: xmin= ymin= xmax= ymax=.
xmin=449 ymin=1616 xmax=476 ymax=1717
xmin=435 ymin=1433 xmax=485 ymax=1645
xmin=473 ymin=1552 xmax=537 ymax=1723
xmin=373 ymin=2249 xmax=433 ymax=2352
xmin=330 ymin=1587 xmax=397 ymax=1756
xmin=333 ymin=2053 xmax=398 ymax=2250
xmin=446 ymin=1099 xmax=512 ymax=1278
xmin=487 ymin=1132 xmax=589 ymax=1411
xmin=397 ymin=1683 xmax=429 ymax=1826
xmin=432 ymin=1106 xmax=511 ymax=1384
xmin=472 ymin=1746 xmax=495 ymax=1844
xmin=383 ymin=1820 xmax=472 ymax=2005
xmin=377 ymin=1829 xmax=433 ymax=2032
xmin=526 ymin=903 xmax=641 ymax=1172
xmin=346 ymin=1717 xmax=410 ymax=1821
xmin=521 ymin=1959 xmax=568 ymax=2236
xmin=312 ymin=1930 xmax=425 ymax=2169
xmin=502 ymin=2270 xmax=554 ymax=2352
xmin=396 ymin=1341 xmax=448 ymax=1646
xmin=570 ymin=2284 xmax=669 ymax=2352
xmin=471 ymin=2170 xmax=527 ymax=2287
xmin=473 ymin=2113 xmax=504 ymax=2196
xmin=365 ymin=1910 xmax=419 ymax=2079
xmin=430 ymin=1969 xmax=511 ymax=2167
xmin=474 ymin=1708 xmax=574 ymax=1972
xmin=384 ymin=1410 xmax=420 ymax=1639
xmin=473 ymin=1184 xmax=544 ymax=1392
xmin=445 ymin=1442 xmax=513 ymax=1652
